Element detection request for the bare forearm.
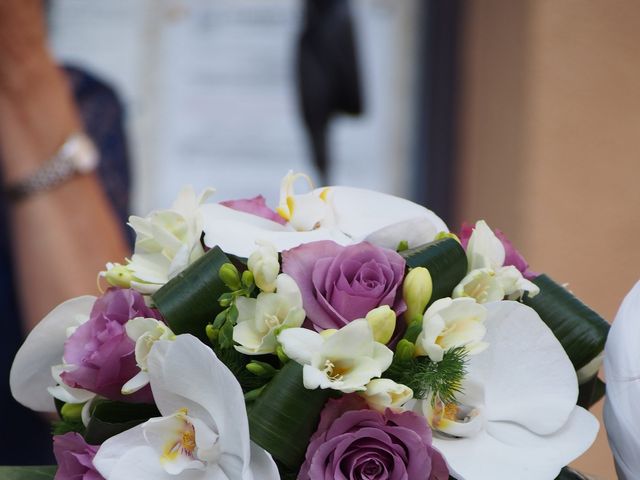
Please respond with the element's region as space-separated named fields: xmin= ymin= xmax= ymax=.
xmin=0 ymin=1 xmax=130 ymax=332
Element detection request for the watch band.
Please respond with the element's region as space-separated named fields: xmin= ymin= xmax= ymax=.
xmin=5 ymin=132 xmax=99 ymax=202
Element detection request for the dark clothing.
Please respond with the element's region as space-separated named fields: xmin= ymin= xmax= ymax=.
xmin=0 ymin=67 xmax=130 ymax=464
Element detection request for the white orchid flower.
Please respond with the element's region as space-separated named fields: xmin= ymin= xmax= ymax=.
xmin=247 ymin=240 xmax=280 ymax=293
xmin=10 ymin=296 xmax=96 ymax=412
xmin=415 ymin=301 xmax=598 ymax=480
xmin=454 ymin=220 xmax=539 ymax=303
xmin=275 ymin=171 xmax=333 ymax=231
xmin=278 ymin=319 xmax=393 ymax=393
xmin=604 ymin=280 xmax=640 ymax=479
xmin=360 ymin=378 xmax=413 ymax=412
xmin=93 ymin=335 xmax=279 ymax=480
xmin=233 ymin=274 xmax=306 ymax=355
xmin=121 ymin=317 xmax=176 ymax=395
xmin=115 ymin=186 xmax=215 ymax=294
xmin=415 ymin=297 xmax=488 ymax=362
xmin=201 ymin=176 xmax=448 ymax=258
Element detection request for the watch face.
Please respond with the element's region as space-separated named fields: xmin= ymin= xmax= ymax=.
xmin=71 ymin=134 xmax=100 ymax=173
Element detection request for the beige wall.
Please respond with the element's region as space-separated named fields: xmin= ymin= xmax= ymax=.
xmin=456 ymin=1 xmax=640 ymax=478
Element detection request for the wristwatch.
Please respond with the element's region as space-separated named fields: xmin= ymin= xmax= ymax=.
xmin=5 ymin=132 xmax=99 ymax=202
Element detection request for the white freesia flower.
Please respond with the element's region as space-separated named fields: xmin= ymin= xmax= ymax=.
xmin=201 ymin=175 xmax=448 ymax=258
xmin=121 ymin=317 xmax=176 ymax=395
xmin=453 ymin=220 xmax=539 ymax=303
xmin=604 ymin=280 xmax=640 ymax=479
xmin=415 ymin=297 xmax=488 ymax=362
xmin=247 ymin=240 xmax=280 ymax=293
xmin=93 ymin=335 xmax=279 ymax=480
xmin=361 ymin=378 xmax=413 ymax=412
xmin=10 ymin=296 xmax=96 ymax=412
xmin=120 ymin=186 xmax=215 ymax=294
xmin=278 ymin=319 xmax=393 ymax=393
xmin=233 ymin=274 xmax=306 ymax=355
xmin=415 ymin=301 xmax=599 ymax=480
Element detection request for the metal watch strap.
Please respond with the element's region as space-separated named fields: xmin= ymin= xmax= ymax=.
xmin=5 ymin=133 xmax=98 ymax=202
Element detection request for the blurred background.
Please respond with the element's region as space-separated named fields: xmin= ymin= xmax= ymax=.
xmin=6 ymin=0 xmax=640 ymax=476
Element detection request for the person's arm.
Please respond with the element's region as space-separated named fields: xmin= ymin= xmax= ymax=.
xmin=0 ymin=0 xmax=130 ymax=332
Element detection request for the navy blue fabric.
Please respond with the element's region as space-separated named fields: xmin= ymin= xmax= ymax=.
xmin=0 ymin=67 xmax=131 ymax=465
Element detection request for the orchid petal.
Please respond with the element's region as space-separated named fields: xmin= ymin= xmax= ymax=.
xmin=201 ymin=203 xmax=350 ymax=258
xmin=364 ymin=216 xmax=444 ymax=250
xmin=146 ymin=336 xmax=251 ymax=465
xmin=472 ymin=301 xmax=578 ymax=435
xmin=93 ymin=425 xmax=163 ymax=479
xmin=323 ymin=186 xmax=448 ymax=242
xmin=434 ymin=406 xmax=598 ymax=480
xmin=10 ymin=295 xmax=95 ymax=412
xmin=604 ymin=280 xmax=640 ymax=478
xmin=249 ymin=441 xmax=281 ymax=479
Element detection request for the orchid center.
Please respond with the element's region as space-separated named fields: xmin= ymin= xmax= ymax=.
xmin=423 ymin=395 xmax=484 ymax=439
xmin=162 ymin=421 xmax=197 ymax=463
xmin=143 ymin=407 xmax=218 ymax=475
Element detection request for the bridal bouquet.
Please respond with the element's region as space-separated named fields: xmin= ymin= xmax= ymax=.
xmin=9 ymin=172 xmax=610 ymax=480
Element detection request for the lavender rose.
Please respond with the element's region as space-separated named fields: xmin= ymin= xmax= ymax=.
xmin=60 ymin=288 xmax=160 ymax=403
xmin=220 ymin=195 xmax=286 ymax=225
xmin=459 ymin=222 xmax=537 ymax=279
xmin=282 ymin=241 xmax=406 ymax=332
xmin=299 ymin=395 xmax=449 ymax=480
xmin=53 ymin=432 xmax=103 ymax=480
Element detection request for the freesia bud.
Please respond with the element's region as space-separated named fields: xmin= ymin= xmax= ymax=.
xmin=219 ymin=263 xmax=242 ymax=291
xmin=248 ymin=241 xmax=280 ymax=293
xmin=246 ymin=361 xmax=277 ymax=378
xmin=361 ymin=378 xmax=413 ymax=412
xmin=241 ymin=270 xmax=254 ymax=288
xmin=366 ymin=306 xmax=396 ymax=344
xmin=102 ymin=262 xmax=133 ymax=288
xmin=394 ymin=339 xmax=416 ymax=362
xmin=206 ymin=324 xmax=219 ymax=344
xmin=61 ymin=402 xmax=84 ymax=422
xmin=403 ymin=267 xmax=433 ymax=322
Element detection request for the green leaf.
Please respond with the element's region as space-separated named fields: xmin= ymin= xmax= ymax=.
xmin=522 ymin=274 xmax=610 ymax=371
xmin=84 ymin=400 xmax=160 ymax=445
xmin=248 ymin=361 xmax=332 ymax=471
xmin=153 ymin=246 xmax=231 ymax=341
xmin=555 ymin=466 xmax=595 ymax=479
xmin=0 ymin=466 xmax=57 ymax=479
xmin=400 ymin=238 xmax=467 ymax=306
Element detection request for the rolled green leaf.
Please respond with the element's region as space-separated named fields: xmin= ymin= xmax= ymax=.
xmin=83 ymin=400 xmax=160 ymax=445
xmin=152 ymin=246 xmax=231 ymax=341
xmin=0 ymin=466 xmax=57 ymax=479
xmin=400 ymin=238 xmax=467 ymax=306
xmin=522 ymin=274 xmax=609 ymax=371
xmin=555 ymin=466 xmax=595 ymax=479
xmin=248 ymin=361 xmax=332 ymax=471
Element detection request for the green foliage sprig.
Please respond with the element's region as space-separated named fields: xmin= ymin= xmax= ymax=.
xmin=385 ymin=346 xmax=468 ymax=405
